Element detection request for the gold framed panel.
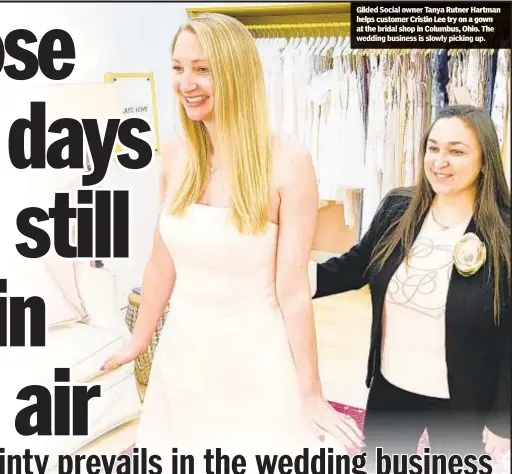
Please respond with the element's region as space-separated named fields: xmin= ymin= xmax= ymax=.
xmin=186 ymin=3 xmax=351 ymax=39
xmin=186 ymin=3 xmax=350 ymax=24
xmin=104 ymin=72 xmax=161 ymax=156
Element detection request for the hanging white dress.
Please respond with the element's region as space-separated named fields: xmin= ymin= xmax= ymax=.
xmin=382 ymin=57 xmax=400 ymax=194
xmin=269 ymin=40 xmax=285 ymax=134
xmin=281 ymin=44 xmax=297 ymax=136
xmin=294 ymin=41 xmax=314 ymax=146
xmin=492 ymin=50 xmax=510 ymax=157
xmin=361 ymin=54 xmax=386 ymax=234
xmin=307 ymin=70 xmax=331 ymax=183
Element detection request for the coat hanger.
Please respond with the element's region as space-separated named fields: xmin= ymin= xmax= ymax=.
xmin=340 ymin=36 xmax=351 ymax=55
xmin=312 ymin=36 xmax=325 ymax=56
xmin=332 ymin=35 xmax=345 ymax=58
xmin=313 ymin=35 xmax=329 ymax=56
xmin=269 ymin=28 xmax=280 ymax=51
xmin=283 ymin=34 xmax=295 ymax=54
xmin=321 ymin=35 xmax=337 ymax=57
xmin=292 ymin=32 xmax=302 ymax=48
xmin=320 ymin=35 xmax=330 ymax=53
xmin=264 ymin=30 xmax=273 ymax=51
xmin=298 ymin=27 xmax=309 ymax=50
xmin=278 ymin=31 xmax=288 ymax=50
xmin=307 ymin=26 xmax=321 ymax=54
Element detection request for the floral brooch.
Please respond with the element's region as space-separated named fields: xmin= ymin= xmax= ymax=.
xmin=453 ymin=232 xmax=487 ymax=277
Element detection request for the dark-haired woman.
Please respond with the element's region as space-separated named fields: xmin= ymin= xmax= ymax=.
xmin=311 ymin=105 xmax=510 ymax=461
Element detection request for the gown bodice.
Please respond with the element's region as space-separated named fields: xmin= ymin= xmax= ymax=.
xmin=159 ymin=203 xmax=280 ymax=315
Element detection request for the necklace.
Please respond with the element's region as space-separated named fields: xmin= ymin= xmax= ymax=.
xmin=431 ymin=208 xmax=450 ymax=231
xmin=431 ymin=207 xmax=471 ymax=231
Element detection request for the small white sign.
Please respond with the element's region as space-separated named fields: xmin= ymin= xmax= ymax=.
xmin=105 ymin=72 xmax=161 ymax=156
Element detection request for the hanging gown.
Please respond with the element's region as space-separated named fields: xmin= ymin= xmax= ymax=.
xmin=135 ymin=203 xmax=346 ymax=472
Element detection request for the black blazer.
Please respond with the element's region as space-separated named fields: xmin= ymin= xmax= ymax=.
xmin=313 ymin=187 xmax=511 ymax=438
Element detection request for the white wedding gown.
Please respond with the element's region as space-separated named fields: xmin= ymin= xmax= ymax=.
xmin=135 ymin=203 xmax=345 ymax=472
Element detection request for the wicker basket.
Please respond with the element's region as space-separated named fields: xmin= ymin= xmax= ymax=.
xmin=125 ymin=287 xmax=168 ymax=385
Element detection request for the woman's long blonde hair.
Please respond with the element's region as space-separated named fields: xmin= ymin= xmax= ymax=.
xmin=168 ymin=13 xmax=272 ymax=235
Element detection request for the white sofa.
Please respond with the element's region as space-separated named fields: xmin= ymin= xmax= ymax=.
xmin=10 ymin=257 xmax=142 ymax=471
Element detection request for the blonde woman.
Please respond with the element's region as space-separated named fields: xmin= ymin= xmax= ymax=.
xmin=102 ymin=13 xmax=364 ymax=468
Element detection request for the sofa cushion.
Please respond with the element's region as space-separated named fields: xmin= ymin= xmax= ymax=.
xmin=31 ymin=365 xmax=142 ymax=471
xmin=43 ymin=257 xmax=88 ymax=327
xmin=8 ymin=258 xmax=85 ymax=329
xmin=18 ymin=322 xmax=128 ymax=383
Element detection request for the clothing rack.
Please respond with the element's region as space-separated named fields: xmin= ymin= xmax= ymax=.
xmin=249 ymin=24 xmax=497 ymax=58
xmin=253 ymin=33 xmax=511 ymax=233
xmin=247 ymin=21 xmax=350 ymax=37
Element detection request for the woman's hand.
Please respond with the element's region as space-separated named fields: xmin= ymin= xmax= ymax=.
xmin=302 ymin=394 xmax=366 ymax=452
xmin=483 ymin=426 xmax=510 ymax=461
xmin=101 ymin=340 xmax=146 ymax=372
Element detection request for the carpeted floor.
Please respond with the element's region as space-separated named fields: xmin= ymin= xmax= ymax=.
xmin=328 ymin=401 xmax=429 ymax=456
xmin=119 ymin=401 xmax=413 ymax=455
xmin=120 ymin=401 xmax=509 ymax=474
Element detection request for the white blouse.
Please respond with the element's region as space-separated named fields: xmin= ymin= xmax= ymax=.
xmin=381 ymin=212 xmax=471 ymax=399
